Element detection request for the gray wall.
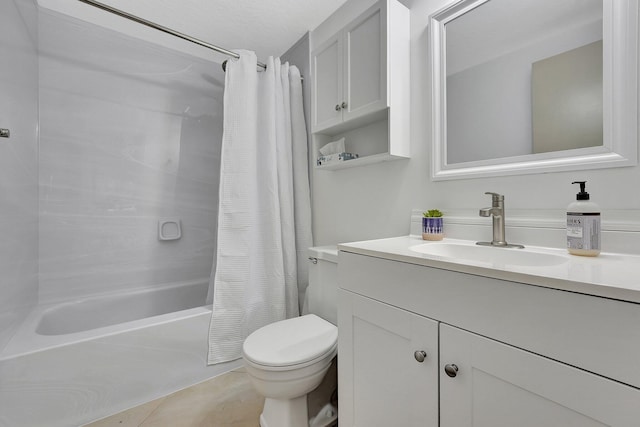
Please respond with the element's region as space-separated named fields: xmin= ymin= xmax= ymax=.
xmin=281 ymin=32 xmax=314 ymax=309
xmin=281 ymin=33 xmax=314 ymax=249
xmin=0 ymin=0 xmax=39 ymax=352
xmin=281 ymin=32 xmax=311 ymax=150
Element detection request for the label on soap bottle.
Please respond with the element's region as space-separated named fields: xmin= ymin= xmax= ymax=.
xmin=567 ymin=213 xmax=601 ymax=250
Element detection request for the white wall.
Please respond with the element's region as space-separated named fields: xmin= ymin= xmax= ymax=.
xmin=0 ymin=0 xmax=39 ymax=352
xmin=311 ymin=0 xmax=640 ymax=252
xmin=37 ymin=10 xmax=224 ymax=303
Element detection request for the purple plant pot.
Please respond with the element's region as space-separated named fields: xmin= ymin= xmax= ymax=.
xmin=422 ymin=217 xmax=444 ymax=241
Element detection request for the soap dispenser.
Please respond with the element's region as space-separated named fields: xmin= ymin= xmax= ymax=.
xmin=567 ymin=181 xmax=600 ymax=256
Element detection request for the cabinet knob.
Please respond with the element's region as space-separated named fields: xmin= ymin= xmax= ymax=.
xmin=341 ymin=101 xmax=348 ymax=109
xmin=414 ymin=350 xmax=427 ymax=363
xmin=444 ymin=364 xmax=459 ymax=378
xmin=335 ymin=104 xmax=341 ymax=111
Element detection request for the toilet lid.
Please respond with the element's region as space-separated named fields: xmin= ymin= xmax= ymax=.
xmin=243 ymin=314 xmax=338 ymax=367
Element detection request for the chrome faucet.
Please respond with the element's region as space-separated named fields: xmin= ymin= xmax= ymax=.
xmin=477 ymin=192 xmax=524 ymax=249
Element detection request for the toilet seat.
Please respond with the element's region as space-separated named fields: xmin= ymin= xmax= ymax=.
xmin=243 ymin=314 xmax=338 ymax=370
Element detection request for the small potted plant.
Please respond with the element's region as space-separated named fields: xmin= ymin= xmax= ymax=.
xmin=422 ymin=209 xmax=444 ymax=241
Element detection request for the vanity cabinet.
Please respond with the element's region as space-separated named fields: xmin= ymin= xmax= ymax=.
xmin=310 ymin=0 xmax=409 ymax=169
xmin=338 ymin=250 xmax=640 ymax=426
xmin=338 ymin=289 xmax=438 ymax=426
xmin=440 ymin=324 xmax=639 ymax=426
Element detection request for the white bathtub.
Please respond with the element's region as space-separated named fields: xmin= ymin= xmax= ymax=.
xmin=0 ymin=281 xmax=242 ymax=427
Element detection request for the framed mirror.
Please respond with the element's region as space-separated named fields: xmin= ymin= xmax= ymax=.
xmin=430 ymin=0 xmax=638 ymax=180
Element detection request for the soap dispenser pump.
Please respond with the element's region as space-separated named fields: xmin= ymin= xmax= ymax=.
xmin=567 ymin=181 xmax=601 ymax=256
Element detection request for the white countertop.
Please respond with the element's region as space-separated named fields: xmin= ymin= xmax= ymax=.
xmin=338 ymin=236 xmax=640 ymax=304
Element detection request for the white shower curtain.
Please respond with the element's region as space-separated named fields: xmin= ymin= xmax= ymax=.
xmin=207 ymin=51 xmax=312 ymax=365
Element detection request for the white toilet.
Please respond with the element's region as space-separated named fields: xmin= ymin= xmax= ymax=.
xmin=242 ymin=246 xmax=338 ymax=427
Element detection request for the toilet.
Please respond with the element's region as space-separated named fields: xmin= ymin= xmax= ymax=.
xmin=242 ymin=246 xmax=338 ymax=427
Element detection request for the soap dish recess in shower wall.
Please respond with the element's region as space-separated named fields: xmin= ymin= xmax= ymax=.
xmin=158 ymin=219 xmax=182 ymax=241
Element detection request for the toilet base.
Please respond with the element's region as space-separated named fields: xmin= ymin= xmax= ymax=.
xmin=260 ymin=395 xmax=308 ymax=427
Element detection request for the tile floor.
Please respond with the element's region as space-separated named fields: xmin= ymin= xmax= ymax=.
xmin=85 ymin=368 xmax=264 ymax=427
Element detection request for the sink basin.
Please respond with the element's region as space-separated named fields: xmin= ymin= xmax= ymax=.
xmin=409 ymin=242 xmax=568 ymax=267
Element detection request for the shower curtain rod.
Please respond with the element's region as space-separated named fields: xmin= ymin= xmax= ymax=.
xmin=77 ymin=0 xmax=268 ymax=71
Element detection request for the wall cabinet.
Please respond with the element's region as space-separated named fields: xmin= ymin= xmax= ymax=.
xmin=338 ymin=251 xmax=640 ymax=426
xmin=312 ymin=3 xmax=386 ymax=132
xmin=310 ymin=0 xmax=409 ymax=169
xmin=312 ymin=33 xmax=344 ymax=132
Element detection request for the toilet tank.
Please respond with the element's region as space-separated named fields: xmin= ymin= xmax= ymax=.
xmin=306 ymin=246 xmax=338 ymax=325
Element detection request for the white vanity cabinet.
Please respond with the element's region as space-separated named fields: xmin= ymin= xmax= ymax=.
xmin=310 ymin=0 xmax=410 ymax=169
xmin=338 ymin=289 xmax=438 ymax=427
xmin=440 ymin=324 xmax=640 ymax=427
xmin=338 ymin=249 xmax=640 ymax=427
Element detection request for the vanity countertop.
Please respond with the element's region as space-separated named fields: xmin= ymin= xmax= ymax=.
xmin=338 ymin=236 xmax=640 ymax=304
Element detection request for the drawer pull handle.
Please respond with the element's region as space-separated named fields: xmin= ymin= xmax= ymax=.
xmin=444 ymin=364 xmax=459 ymax=378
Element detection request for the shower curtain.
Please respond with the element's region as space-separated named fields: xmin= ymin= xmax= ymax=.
xmin=207 ymin=51 xmax=312 ymax=364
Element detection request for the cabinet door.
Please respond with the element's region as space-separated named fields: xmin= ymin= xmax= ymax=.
xmin=440 ymin=324 xmax=640 ymax=427
xmin=311 ymin=34 xmax=343 ymax=132
xmin=343 ymin=2 xmax=387 ymax=122
xmin=338 ymin=289 xmax=438 ymax=427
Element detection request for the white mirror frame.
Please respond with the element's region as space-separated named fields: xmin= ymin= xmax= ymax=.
xmin=431 ymin=0 xmax=638 ymax=181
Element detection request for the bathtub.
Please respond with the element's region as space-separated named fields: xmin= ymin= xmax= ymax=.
xmin=0 ymin=280 xmax=242 ymax=427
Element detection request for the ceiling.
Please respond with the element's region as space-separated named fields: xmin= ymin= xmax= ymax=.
xmin=38 ymin=0 xmax=349 ymax=62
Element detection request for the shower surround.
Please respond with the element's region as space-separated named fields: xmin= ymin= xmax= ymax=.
xmin=37 ymin=8 xmax=224 ymax=303
xmin=1 ymin=2 xmax=232 ymax=425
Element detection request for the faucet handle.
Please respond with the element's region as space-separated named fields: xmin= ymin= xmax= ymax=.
xmin=484 ymin=192 xmax=503 ymax=200
xmin=484 ymin=192 xmax=504 ymax=206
